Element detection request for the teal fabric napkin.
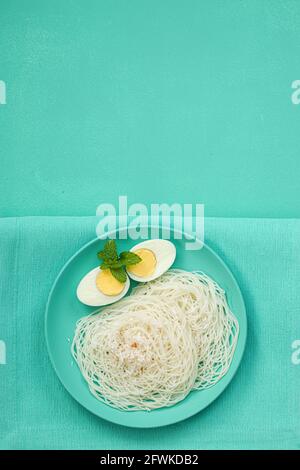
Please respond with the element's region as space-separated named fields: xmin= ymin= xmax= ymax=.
xmin=0 ymin=216 xmax=299 ymax=450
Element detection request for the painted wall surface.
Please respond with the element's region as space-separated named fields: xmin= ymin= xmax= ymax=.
xmin=0 ymin=0 xmax=299 ymax=217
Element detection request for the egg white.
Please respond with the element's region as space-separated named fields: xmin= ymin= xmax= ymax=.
xmin=127 ymin=239 xmax=176 ymax=283
xmin=77 ymin=267 xmax=130 ymax=307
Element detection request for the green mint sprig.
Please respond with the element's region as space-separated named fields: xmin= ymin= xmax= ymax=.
xmin=97 ymin=240 xmax=141 ymax=283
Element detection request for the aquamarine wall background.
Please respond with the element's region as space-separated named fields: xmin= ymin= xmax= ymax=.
xmin=1 ymin=0 xmax=300 ymax=217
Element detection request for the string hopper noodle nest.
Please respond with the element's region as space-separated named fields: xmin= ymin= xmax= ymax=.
xmin=72 ymin=269 xmax=239 ymax=411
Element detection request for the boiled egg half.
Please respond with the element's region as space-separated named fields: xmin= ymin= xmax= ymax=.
xmin=77 ymin=267 xmax=130 ymax=307
xmin=127 ymin=239 xmax=176 ymax=282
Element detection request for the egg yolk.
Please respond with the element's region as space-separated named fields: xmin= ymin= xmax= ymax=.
xmin=96 ymin=269 xmax=124 ymax=296
xmin=127 ymin=248 xmax=156 ymax=277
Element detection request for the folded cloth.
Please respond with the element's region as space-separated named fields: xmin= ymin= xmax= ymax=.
xmin=0 ymin=216 xmax=299 ymax=450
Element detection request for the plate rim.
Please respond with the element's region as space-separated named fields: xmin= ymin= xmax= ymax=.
xmin=45 ymin=226 xmax=247 ymax=428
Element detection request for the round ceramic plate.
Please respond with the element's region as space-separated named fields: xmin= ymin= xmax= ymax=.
xmin=45 ymin=227 xmax=247 ymax=428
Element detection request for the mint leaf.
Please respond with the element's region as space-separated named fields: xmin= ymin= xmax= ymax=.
xmin=100 ymin=263 xmax=110 ymax=270
xmin=97 ymin=240 xmax=141 ymax=279
xmin=109 ymin=260 xmax=124 ymax=268
xmin=110 ymin=267 xmax=127 ymax=283
xmin=103 ymin=240 xmax=118 ymax=262
xmin=97 ymin=240 xmax=118 ymax=263
xmin=119 ymin=251 xmax=142 ymax=266
xmin=97 ymin=250 xmax=106 ymax=260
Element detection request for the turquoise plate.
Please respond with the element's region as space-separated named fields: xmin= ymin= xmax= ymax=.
xmin=45 ymin=227 xmax=247 ymax=428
